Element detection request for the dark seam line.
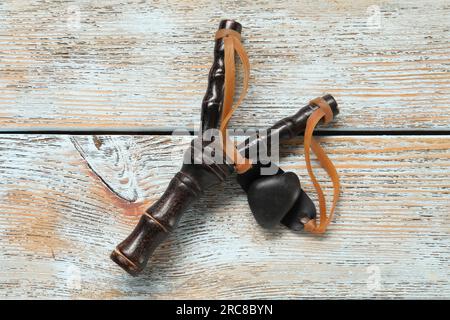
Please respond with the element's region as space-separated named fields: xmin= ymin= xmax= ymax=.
xmin=315 ymin=130 xmax=450 ymax=136
xmin=0 ymin=129 xmax=449 ymax=136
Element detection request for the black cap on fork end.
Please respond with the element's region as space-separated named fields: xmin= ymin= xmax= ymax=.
xmin=321 ymin=94 xmax=339 ymax=117
xmin=218 ymin=19 xmax=242 ymax=33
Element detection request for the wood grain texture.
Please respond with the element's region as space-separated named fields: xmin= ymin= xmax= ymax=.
xmin=0 ymin=0 xmax=449 ymax=131
xmin=0 ymin=134 xmax=449 ymax=299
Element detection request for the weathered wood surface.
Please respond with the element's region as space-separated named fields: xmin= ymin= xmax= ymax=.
xmin=1 ymin=0 xmax=449 ymax=131
xmin=0 ymin=135 xmax=449 ymax=299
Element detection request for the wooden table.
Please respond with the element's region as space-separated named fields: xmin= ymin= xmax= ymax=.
xmin=0 ymin=0 xmax=449 ymax=299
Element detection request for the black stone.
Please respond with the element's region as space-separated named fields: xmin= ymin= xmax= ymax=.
xmin=247 ymin=171 xmax=301 ymax=228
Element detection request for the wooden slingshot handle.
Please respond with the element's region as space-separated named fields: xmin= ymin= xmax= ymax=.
xmin=111 ymin=141 xmax=232 ymax=276
xmin=111 ymin=95 xmax=339 ymax=276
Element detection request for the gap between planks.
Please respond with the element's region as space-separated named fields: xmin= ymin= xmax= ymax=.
xmin=0 ymin=129 xmax=450 ymax=136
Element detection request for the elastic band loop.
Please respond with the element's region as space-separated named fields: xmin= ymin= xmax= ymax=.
xmin=215 ymin=29 xmax=242 ymax=41
xmin=309 ymin=97 xmax=333 ymax=124
xmin=215 ymin=28 xmax=252 ymax=173
xmin=303 ymin=98 xmax=340 ymax=234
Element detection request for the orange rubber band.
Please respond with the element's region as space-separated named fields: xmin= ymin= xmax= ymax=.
xmin=215 ymin=28 xmax=252 ymax=174
xmin=303 ymin=98 xmax=340 ymax=234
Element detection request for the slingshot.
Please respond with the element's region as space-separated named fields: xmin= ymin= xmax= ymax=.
xmin=111 ymin=20 xmax=340 ymax=276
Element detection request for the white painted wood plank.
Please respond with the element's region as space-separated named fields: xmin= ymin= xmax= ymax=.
xmin=0 ymin=0 xmax=449 ymax=130
xmin=0 ymin=134 xmax=449 ymax=298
